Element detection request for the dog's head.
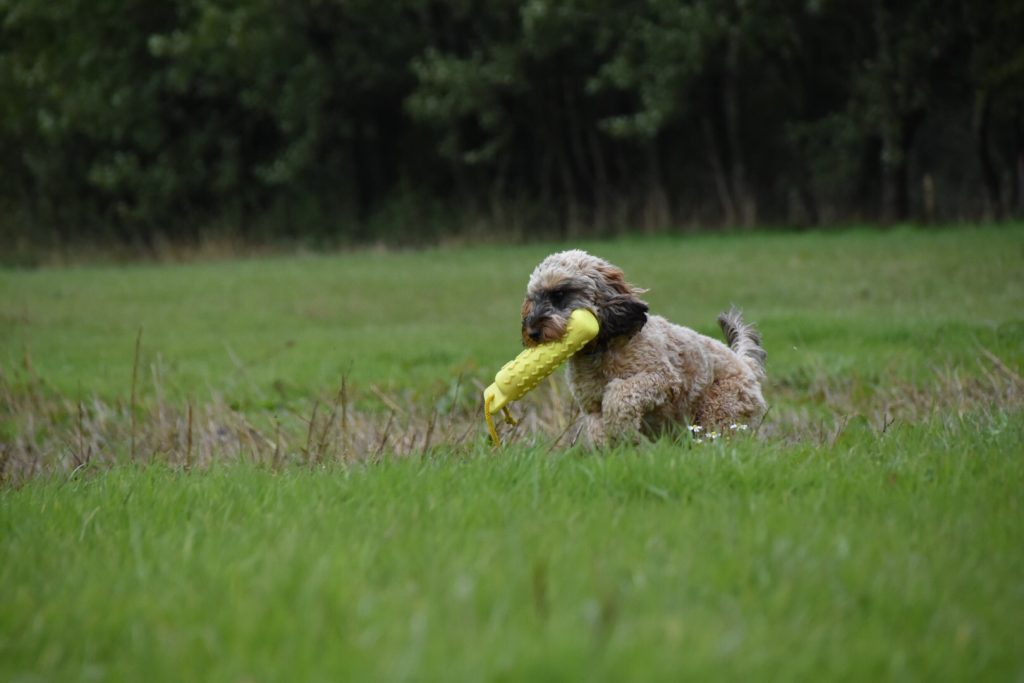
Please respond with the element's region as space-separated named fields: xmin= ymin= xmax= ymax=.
xmin=521 ymin=250 xmax=649 ymax=347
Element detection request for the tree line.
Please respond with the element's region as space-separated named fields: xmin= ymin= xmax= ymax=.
xmin=1 ymin=0 xmax=1022 ymax=246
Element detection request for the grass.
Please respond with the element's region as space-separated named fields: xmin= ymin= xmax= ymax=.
xmin=2 ymin=225 xmax=1021 ymax=406
xmin=2 ymin=416 xmax=1022 ymax=680
xmin=1 ymin=224 xmax=1023 ymax=680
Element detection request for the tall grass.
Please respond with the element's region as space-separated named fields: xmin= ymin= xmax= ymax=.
xmin=1 ymin=226 xmax=1023 ymax=679
xmin=2 ymin=412 xmax=1022 ymax=680
xmin=2 ymin=225 xmax=1022 ymax=483
xmin=3 ymin=225 xmax=1021 ymax=403
xmin=1 ymin=346 xmax=1020 ymax=486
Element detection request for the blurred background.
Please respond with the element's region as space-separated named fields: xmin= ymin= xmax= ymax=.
xmin=1 ymin=0 xmax=1022 ymax=252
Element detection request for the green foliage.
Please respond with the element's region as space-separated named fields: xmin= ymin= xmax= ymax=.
xmin=1 ymin=0 xmax=1024 ymax=242
xmin=0 ymin=0 xmax=432 ymax=241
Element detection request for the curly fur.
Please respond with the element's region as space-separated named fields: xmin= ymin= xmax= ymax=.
xmin=522 ymin=250 xmax=767 ymax=446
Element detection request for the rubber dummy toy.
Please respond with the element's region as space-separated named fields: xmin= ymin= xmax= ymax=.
xmin=484 ymin=308 xmax=599 ymax=445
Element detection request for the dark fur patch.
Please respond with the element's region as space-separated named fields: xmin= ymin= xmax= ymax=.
xmin=718 ymin=312 xmax=740 ymax=348
xmin=717 ymin=308 xmax=767 ymax=370
xmin=520 ymin=298 xmax=535 ymax=346
xmin=533 ymin=318 xmax=568 ymax=346
xmin=597 ymin=294 xmax=648 ymax=343
xmin=521 ymin=296 xmax=568 ymax=347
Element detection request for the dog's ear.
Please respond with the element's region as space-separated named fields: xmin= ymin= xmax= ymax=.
xmin=520 ymin=296 xmax=533 ymax=322
xmin=598 ymin=293 xmax=649 ymax=342
xmin=594 ymin=263 xmax=649 ymax=343
xmin=520 ymin=297 xmax=533 ymax=345
xmin=595 ymin=263 xmax=630 ymax=295
xmin=595 ymin=262 xmax=649 ymax=295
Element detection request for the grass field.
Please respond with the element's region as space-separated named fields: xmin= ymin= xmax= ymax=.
xmin=2 ymin=225 xmax=1023 ymax=680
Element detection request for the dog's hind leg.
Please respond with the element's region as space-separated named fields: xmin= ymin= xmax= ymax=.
xmin=693 ymin=375 xmax=766 ymax=430
xmin=601 ymin=372 xmax=672 ymax=445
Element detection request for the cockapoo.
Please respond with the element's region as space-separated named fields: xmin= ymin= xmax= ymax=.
xmin=520 ymin=250 xmax=766 ymax=445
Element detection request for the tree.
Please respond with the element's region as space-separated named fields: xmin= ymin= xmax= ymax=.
xmin=1 ymin=0 xmax=1021 ymax=247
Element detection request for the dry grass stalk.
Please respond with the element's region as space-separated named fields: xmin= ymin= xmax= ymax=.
xmin=1 ymin=355 xmax=1021 ymax=487
xmin=130 ymin=328 xmax=142 ymax=462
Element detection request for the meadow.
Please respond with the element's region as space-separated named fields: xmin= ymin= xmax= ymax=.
xmin=1 ymin=225 xmax=1023 ymax=680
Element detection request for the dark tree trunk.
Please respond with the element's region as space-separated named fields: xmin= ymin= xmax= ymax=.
xmin=643 ymin=142 xmax=670 ymax=231
xmin=558 ymin=150 xmax=579 ymax=236
xmin=873 ymin=1 xmax=926 ymax=224
xmin=1017 ymin=151 xmax=1024 ymax=218
xmin=856 ymin=136 xmax=883 ymax=221
xmin=1012 ymin=103 xmax=1024 ymax=218
xmin=588 ymin=128 xmax=610 ymax=231
xmin=974 ymin=89 xmax=1002 ymax=221
xmin=881 ymin=111 xmax=923 ymax=223
xmin=880 ymin=128 xmax=900 ymax=223
xmin=1007 ymin=98 xmax=1024 ymax=215
xmin=897 ymin=112 xmax=923 ymax=221
xmin=723 ymin=26 xmax=756 ymax=227
xmin=703 ymin=116 xmax=736 ymax=227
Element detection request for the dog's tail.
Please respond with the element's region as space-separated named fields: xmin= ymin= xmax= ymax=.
xmin=718 ymin=307 xmax=766 ymax=380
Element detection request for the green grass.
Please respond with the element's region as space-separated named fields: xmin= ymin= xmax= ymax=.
xmin=2 ymin=415 xmax=1022 ymax=680
xmin=2 ymin=225 xmax=1022 ymax=409
xmin=2 ymin=225 xmax=1023 ymax=680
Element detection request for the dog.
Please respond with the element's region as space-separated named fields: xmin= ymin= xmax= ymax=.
xmin=521 ymin=249 xmax=767 ymax=446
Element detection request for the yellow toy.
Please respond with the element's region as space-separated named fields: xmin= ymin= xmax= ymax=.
xmin=484 ymin=308 xmax=600 ymax=445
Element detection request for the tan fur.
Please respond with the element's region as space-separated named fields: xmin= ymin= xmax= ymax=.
xmin=524 ymin=250 xmax=767 ymax=446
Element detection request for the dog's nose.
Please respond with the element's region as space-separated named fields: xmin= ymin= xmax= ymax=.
xmin=527 ymin=328 xmax=542 ymax=342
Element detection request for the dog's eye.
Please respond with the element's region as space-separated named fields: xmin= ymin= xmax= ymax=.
xmin=550 ymin=289 xmax=566 ymax=306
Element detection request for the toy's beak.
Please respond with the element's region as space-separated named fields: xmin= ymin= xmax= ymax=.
xmin=483 ymin=382 xmax=509 ymax=415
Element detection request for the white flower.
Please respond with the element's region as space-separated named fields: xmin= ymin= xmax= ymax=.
xmin=688 ymin=425 xmax=703 ymax=433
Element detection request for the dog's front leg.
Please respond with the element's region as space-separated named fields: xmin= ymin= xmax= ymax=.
xmin=578 ymin=413 xmax=605 ymax=448
xmin=601 ymin=373 xmax=670 ymax=445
